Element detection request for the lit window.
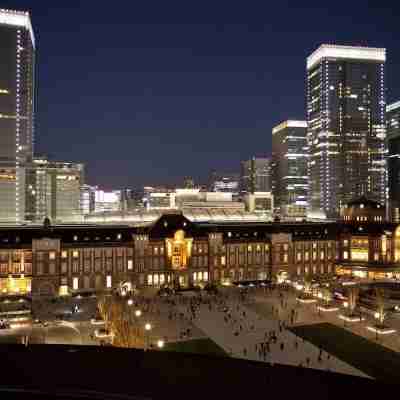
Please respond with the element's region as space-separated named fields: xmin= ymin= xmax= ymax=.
xmin=343 ymin=240 xmax=348 ymax=246
xmin=154 ymin=247 xmax=158 ymax=255
xmin=265 ymin=244 xmax=269 ymax=251
xmin=153 ymin=274 xmax=159 ymax=285
xmin=312 ymin=242 xmax=317 ymax=249
xmin=147 ymin=274 xmax=153 ymax=286
xmin=159 ymin=274 xmax=165 ymax=285
xmin=49 ymin=252 xmax=56 ymax=260
xmin=360 ymin=204 xmax=364 ymax=209
xmin=283 ymin=244 xmax=288 ymax=251
xmin=297 ymin=267 xmax=301 ymax=275
xmin=221 ymin=256 xmax=226 ymax=266
xmin=193 ymin=272 xmax=197 ymax=282
xmin=343 ymin=251 xmax=348 ymax=260
xmin=283 ymin=254 xmax=288 ymax=263
xmin=73 ymin=277 xmax=79 ymax=290
xmin=117 ymin=233 xmax=122 ymax=240
xmin=305 ymin=251 xmax=309 ymax=261
xmin=61 ymin=251 xmax=67 ymax=258
xmin=73 ymin=235 xmax=78 ymax=241
xmin=203 ymin=271 xmax=208 ymax=281
xmin=198 ymin=271 xmax=203 ymax=281
xmin=127 ymin=260 xmax=133 ymax=270
xmin=320 ymin=251 xmax=324 ymax=260
xmin=248 ymin=245 xmax=252 ymax=252
xmin=73 ymin=250 xmax=79 ymax=258
xmin=106 ymin=275 xmax=112 ymax=288
xmin=297 ymin=252 xmax=301 ymax=261
xmin=228 ymin=232 xmax=232 ymax=237
xmin=374 ymin=252 xmax=379 ymax=261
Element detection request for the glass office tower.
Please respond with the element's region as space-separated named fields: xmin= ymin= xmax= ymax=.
xmin=240 ymin=158 xmax=271 ymax=194
xmin=306 ymin=45 xmax=386 ymax=218
xmin=0 ymin=9 xmax=35 ymax=223
xmin=387 ymin=101 xmax=400 ymax=221
xmin=271 ymin=121 xmax=308 ymax=219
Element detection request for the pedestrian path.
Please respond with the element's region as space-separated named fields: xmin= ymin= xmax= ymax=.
xmin=181 ymin=297 xmax=369 ymax=379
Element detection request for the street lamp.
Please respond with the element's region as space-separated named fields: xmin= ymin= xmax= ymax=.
xmin=374 ymin=312 xmax=380 ymax=341
xmin=157 ymin=339 xmax=164 ymax=349
xmin=135 ymin=309 xmax=142 ymax=317
xmin=145 ymin=323 xmax=152 ymax=350
xmin=127 ymin=299 xmax=133 ymax=306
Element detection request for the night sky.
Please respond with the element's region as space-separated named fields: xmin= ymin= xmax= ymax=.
xmin=3 ymin=1 xmax=400 ymax=188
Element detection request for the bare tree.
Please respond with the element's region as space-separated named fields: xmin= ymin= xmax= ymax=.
xmin=375 ymin=288 xmax=387 ymax=327
xmin=98 ymin=295 xmax=145 ymax=348
xmin=348 ymin=287 xmax=359 ymax=316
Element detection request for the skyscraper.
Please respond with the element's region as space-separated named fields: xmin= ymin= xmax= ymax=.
xmin=271 ymin=120 xmax=308 ymax=219
xmin=387 ymin=100 xmax=400 ymax=221
xmin=306 ymin=45 xmax=386 ymax=218
xmin=32 ymin=157 xmax=84 ymax=223
xmin=240 ymin=158 xmax=271 ymax=193
xmin=0 ymin=9 xmax=35 ymax=223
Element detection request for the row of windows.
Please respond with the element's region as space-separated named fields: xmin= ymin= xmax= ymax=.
xmin=296 ymin=264 xmax=333 ymax=275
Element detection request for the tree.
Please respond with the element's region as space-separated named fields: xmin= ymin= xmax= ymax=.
xmin=98 ymin=295 xmax=145 ymax=348
xmin=347 ymin=287 xmax=359 ymax=316
xmin=374 ymin=288 xmax=387 ymax=328
xmin=321 ymin=287 xmax=332 ymax=306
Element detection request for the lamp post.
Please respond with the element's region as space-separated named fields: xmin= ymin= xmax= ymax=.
xmin=374 ymin=312 xmax=379 ymax=341
xmin=343 ymin=301 xmax=348 ymax=328
xmin=145 ymin=322 xmax=152 ymax=350
xmin=127 ymin=298 xmax=133 ymax=306
xmin=157 ymin=339 xmax=164 ymax=350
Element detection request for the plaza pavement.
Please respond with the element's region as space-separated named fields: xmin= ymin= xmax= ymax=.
xmin=180 ymin=290 xmax=369 ymax=379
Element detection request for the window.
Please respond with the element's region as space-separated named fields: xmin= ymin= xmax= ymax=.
xmin=305 ymin=251 xmax=309 ymax=261
xmin=106 ymin=275 xmax=112 ymax=288
xmin=193 ymin=272 xmax=197 ymax=282
xmin=248 ymin=245 xmax=252 ymax=252
xmin=49 ymin=252 xmax=56 ymax=260
xmin=320 ymin=251 xmax=324 ymax=260
xmin=283 ymin=244 xmax=288 ymax=251
xmin=73 ymin=250 xmax=79 ymax=258
xmin=203 ymin=271 xmax=208 ymax=281
xmin=312 ymin=252 xmax=317 ymax=261
xmin=312 ymin=242 xmax=317 ymax=249
xmin=265 ymin=244 xmax=270 ymax=251
xmin=127 ymin=260 xmax=133 ymax=270
xmin=343 ymin=251 xmax=349 ymax=260
xmin=73 ymin=277 xmax=79 ymax=290
xmin=343 ymin=240 xmax=348 ymax=246
xmin=283 ymin=254 xmax=288 ymax=263
xmin=154 ymin=274 xmax=159 ymax=285
xmin=159 ymin=274 xmax=165 ymax=285
xmin=147 ymin=274 xmax=153 ymax=286
xmin=313 ymin=266 xmax=317 ymax=274
xmin=374 ymin=252 xmax=379 ymax=261
xmin=221 ymin=256 xmax=226 ymax=266
xmin=154 ymin=247 xmax=158 ymax=255
xmin=297 ymin=252 xmax=301 ymax=262
xmin=198 ymin=271 xmax=203 ymax=281
xmin=297 ymin=266 xmax=301 ymax=276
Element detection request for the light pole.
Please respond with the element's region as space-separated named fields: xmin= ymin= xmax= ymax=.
xmin=127 ymin=299 xmax=133 ymax=306
xmin=157 ymin=339 xmax=164 ymax=350
xmin=145 ymin=322 xmax=152 ymax=350
xmin=374 ymin=312 xmax=379 ymax=341
xmin=317 ymin=292 xmax=323 ymax=316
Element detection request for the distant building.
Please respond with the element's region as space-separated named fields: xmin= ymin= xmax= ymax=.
xmin=0 ymin=9 xmax=35 ymax=223
xmin=31 ymin=157 xmax=84 ymax=223
xmin=208 ymin=171 xmax=240 ymax=194
xmin=241 ymin=158 xmax=271 ymax=193
xmin=244 ymin=192 xmax=273 ymax=217
xmin=387 ymin=100 xmax=400 ymax=222
xmin=94 ymin=190 xmax=121 ymax=213
xmin=307 ymin=45 xmax=387 ymax=218
xmin=183 ymin=177 xmax=195 ymax=189
xmin=80 ymin=184 xmax=96 ymax=215
xmin=272 ymin=120 xmax=308 ymax=220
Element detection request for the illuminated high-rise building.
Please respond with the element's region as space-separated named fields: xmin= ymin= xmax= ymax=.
xmin=240 ymin=157 xmax=271 ymax=193
xmin=307 ymin=45 xmax=387 ymax=218
xmin=0 ymin=9 xmax=35 ymax=223
xmin=387 ymin=100 xmax=400 ymax=221
xmin=272 ymin=121 xmax=308 ymax=219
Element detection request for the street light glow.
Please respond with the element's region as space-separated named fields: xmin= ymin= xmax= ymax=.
xmin=127 ymin=299 xmax=133 ymax=306
xmin=343 ymin=301 xmax=348 ymax=308
xmin=157 ymin=339 xmax=164 ymax=348
xmin=135 ymin=309 xmax=142 ymax=317
xmin=374 ymin=312 xmax=380 ymax=319
xmin=145 ymin=323 xmax=152 ymax=331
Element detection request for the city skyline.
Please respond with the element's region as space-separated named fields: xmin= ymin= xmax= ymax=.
xmin=1 ymin=1 xmax=399 ymax=187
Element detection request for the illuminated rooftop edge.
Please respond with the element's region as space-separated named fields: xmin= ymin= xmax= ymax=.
xmin=0 ymin=9 xmax=35 ymax=48
xmin=387 ymin=101 xmax=400 ymax=113
xmin=272 ymin=120 xmax=307 ymax=134
xmin=307 ymin=44 xmax=385 ymax=70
